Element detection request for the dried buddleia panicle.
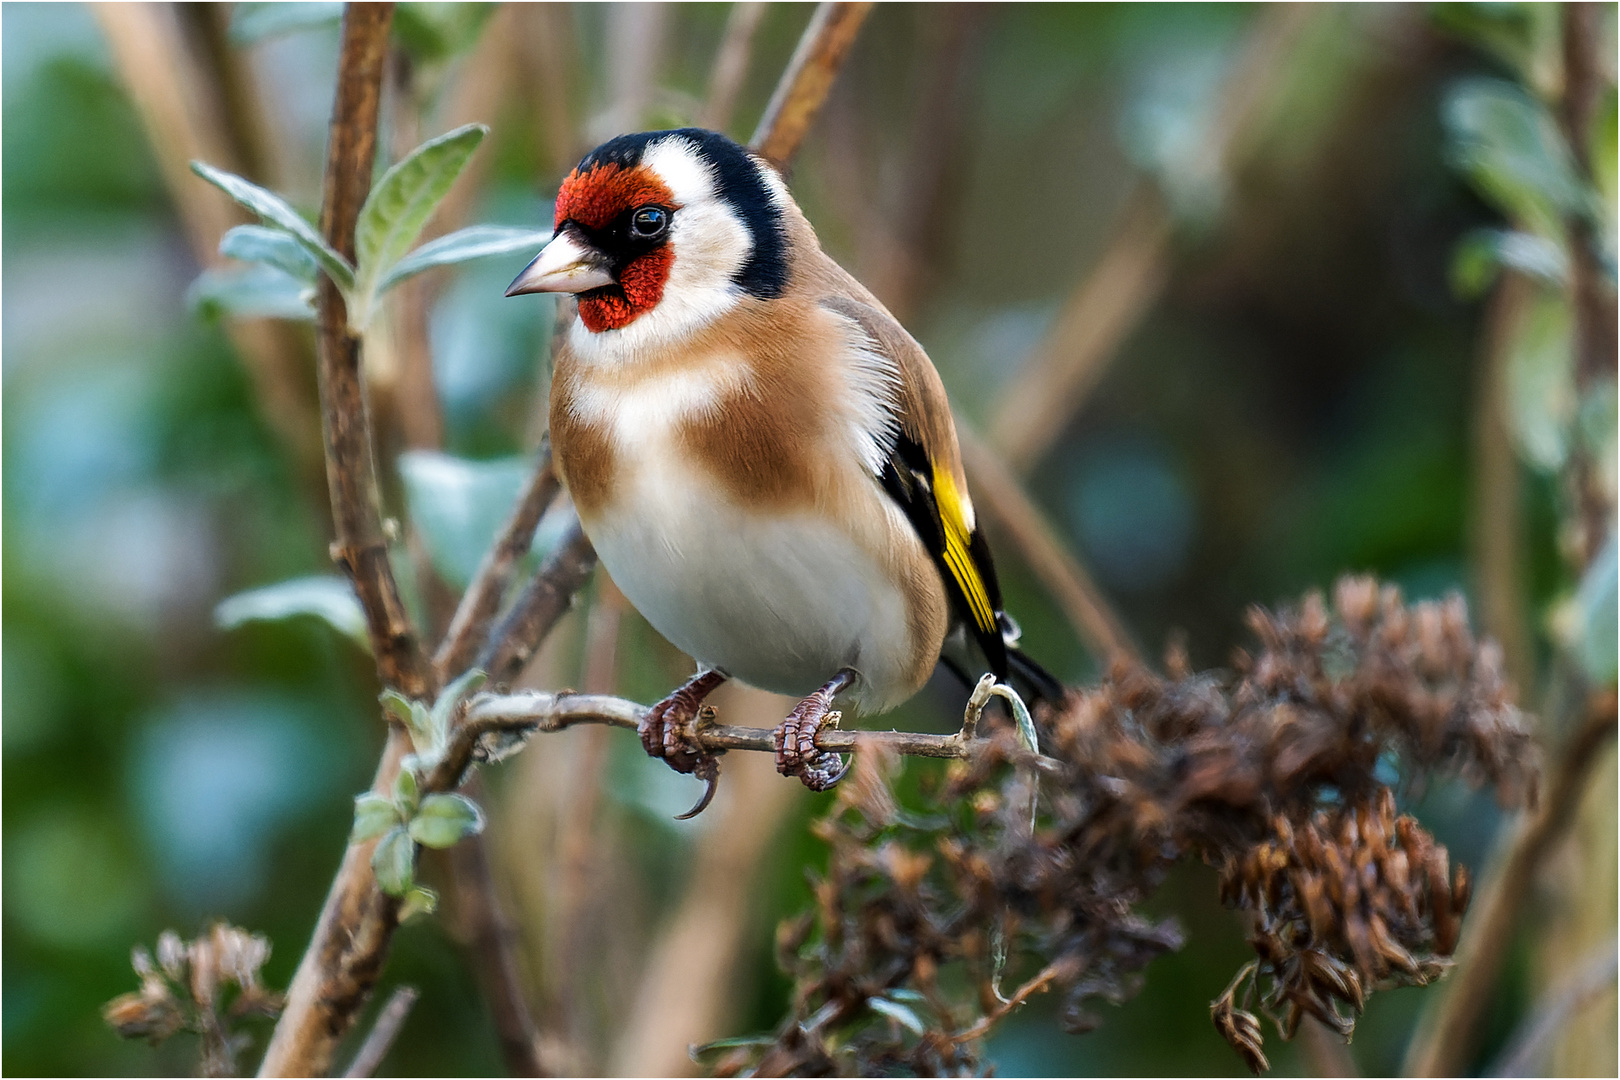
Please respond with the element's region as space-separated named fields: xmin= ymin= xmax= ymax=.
xmin=103 ymin=923 xmax=284 ymax=1077
xmin=721 ymin=578 xmax=1535 ymax=1077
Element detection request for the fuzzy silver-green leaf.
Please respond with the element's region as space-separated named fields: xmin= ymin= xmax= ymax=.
xmin=370 ymin=827 xmax=416 ymax=897
xmin=377 ymin=225 xmax=552 ymax=294
xmin=189 ymin=161 xmax=354 ymax=289
xmin=353 ymin=125 xmax=487 ymax=314
xmin=351 ymin=793 xmax=401 ymax=843
xmin=407 ymin=793 xmax=485 ymax=849
xmin=220 ymin=224 xmax=319 ymax=282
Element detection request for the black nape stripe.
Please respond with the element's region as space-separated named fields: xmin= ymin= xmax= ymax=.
xmin=573 ymin=128 xmax=789 ymax=300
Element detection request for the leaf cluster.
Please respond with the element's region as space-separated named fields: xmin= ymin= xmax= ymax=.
xmin=353 ymin=671 xmax=492 ymax=910
xmin=189 ymin=126 xmax=549 ymax=331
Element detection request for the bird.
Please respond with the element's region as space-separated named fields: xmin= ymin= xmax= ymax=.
xmin=507 ymin=128 xmax=1061 ymax=817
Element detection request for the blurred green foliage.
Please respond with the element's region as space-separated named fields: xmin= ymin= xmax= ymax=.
xmin=3 ymin=2 xmax=1612 ymax=1076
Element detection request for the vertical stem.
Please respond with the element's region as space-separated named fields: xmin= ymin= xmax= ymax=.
xmin=259 ymin=7 xmax=418 ymax=1076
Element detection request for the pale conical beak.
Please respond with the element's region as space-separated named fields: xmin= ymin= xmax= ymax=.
xmin=505 ymin=230 xmax=615 ymax=296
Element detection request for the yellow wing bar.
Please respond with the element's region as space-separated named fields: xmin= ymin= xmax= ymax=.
xmin=931 ymin=464 xmax=996 ymax=634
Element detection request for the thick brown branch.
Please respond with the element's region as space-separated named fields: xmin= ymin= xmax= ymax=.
xmin=749 ymin=1 xmax=874 ymax=166
xmin=313 ymin=4 xmax=430 ymax=701
xmin=1558 ymin=0 xmax=1619 ymax=568
xmin=1405 ymin=691 xmax=1618 ymax=1077
xmin=259 ymin=7 xmax=408 ymax=1076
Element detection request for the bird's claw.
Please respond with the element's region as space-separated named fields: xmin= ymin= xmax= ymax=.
xmin=640 ymin=672 xmax=726 ymax=816
xmin=774 ymin=693 xmax=849 ymax=793
xmin=675 ymin=755 xmax=721 ymax=820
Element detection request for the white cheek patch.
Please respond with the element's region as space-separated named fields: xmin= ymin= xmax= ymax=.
xmin=568 ymin=135 xmax=757 ymax=365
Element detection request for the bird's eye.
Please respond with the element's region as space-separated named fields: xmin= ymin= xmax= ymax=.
xmin=630 ymin=206 xmax=668 ymax=239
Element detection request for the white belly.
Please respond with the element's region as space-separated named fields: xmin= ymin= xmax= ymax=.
xmin=583 ymin=454 xmax=916 ymax=712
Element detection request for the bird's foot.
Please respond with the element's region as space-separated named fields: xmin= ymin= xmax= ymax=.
xmin=774 ymin=669 xmax=857 ymax=792
xmin=640 ymin=669 xmax=727 ymax=818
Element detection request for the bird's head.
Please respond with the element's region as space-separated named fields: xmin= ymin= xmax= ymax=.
xmin=506 ymin=129 xmax=790 ymax=341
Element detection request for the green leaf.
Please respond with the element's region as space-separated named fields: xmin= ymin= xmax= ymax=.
xmin=1450 ymin=228 xmax=1568 ymax=298
xmin=190 ymin=161 xmax=355 ymax=290
xmin=398 ymin=451 xmax=540 ymax=588
xmin=229 ymin=2 xmax=343 ymax=44
xmin=1573 ymin=531 xmax=1618 ymax=686
xmin=380 ymin=690 xmax=413 ymax=725
xmin=370 ymin=827 xmax=416 ymax=897
xmin=352 ymin=125 xmax=487 ymax=324
xmin=393 ymin=767 xmax=420 ymax=815
xmin=400 ymin=885 xmax=439 ymax=921
xmin=690 ymin=1034 xmax=776 ymax=1063
xmin=407 ymin=793 xmax=485 ymax=849
xmin=352 ymin=793 xmax=402 ymax=844
xmin=187 ymin=266 xmax=316 ymax=322
xmin=869 ymin=995 xmax=928 ymax=1035
xmin=1442 ymin=78 xmax=1586 ymax=238
xmin=220 ymin=224 xmax=318 ymax=282
xmin=377 ymin=225 xmax=553 ymax=295
xmin=1430 ymin=4 xmax=1562 ymax=96
xmin=1503 ymin=289 xmax=1576 ymax=471
xmin=214 ymin=575 xmax=368 ymax=649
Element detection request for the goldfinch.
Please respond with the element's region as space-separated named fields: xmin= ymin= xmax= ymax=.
xmin=507 ymin=128 xmax=1059 ymax=815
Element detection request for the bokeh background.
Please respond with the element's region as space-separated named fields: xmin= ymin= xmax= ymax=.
xmin=4 ymin=2 xmax=1615 ymax=1076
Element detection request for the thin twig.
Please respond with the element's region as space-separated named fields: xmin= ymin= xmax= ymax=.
xmin=702 ymin=2 xmax=769 ymax=133
xmin=442 ymin=691 xmax=1014 ymax=793
xmin=1404 ymin=690 xmax=1619 ymax=1077
xmin=259 ymin=7 xmax=408 ymax=1076
xmin=860 ymin=3 xmax=988 ymax=324
xmin=475 ymin=516 xmax=600 ymax=690
xmin=1470 ymin=274 xmax=1535 ymax=693
xmin=435 ymin=448 xmax=561 ymax=681
xmin=445 ymin=774 xmax=547 ymax=1076
xmin=342 ymin=985 xmax=420 ymax=1078
xmin=750 ymin=1 xmax=875 ymax=167
xmin=956 ymin=423 xmax=1140 ymax=664
xmin=1300 ymin=1015 xmax=1360 ymax=1078
xmin=1488 ymin=940 xmax=1617 ymax=1077
xmin=986 ymin=3 xmax=1316 ymax=472
xmin=950 ymin=957 xmax=1081 ymax=1045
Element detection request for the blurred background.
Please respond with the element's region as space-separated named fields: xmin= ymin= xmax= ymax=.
xmin=3 ymin=2 xmax=1614 ymax=1076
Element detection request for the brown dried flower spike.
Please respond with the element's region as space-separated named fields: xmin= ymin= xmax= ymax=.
xmin=103 ymin=923 xmax=284 ymax=1078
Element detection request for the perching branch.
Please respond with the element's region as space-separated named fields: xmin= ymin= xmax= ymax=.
xmin=750 ymin=2 xmax=875 ymax=167
xmin=438 ymin=682 xmax=1021 ymax=796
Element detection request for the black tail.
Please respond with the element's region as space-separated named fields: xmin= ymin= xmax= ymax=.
xmin=1006 ymin=646 xmax=1065 ymax=707
xmin=939 ymin=645 xmax=1067 ymax=710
